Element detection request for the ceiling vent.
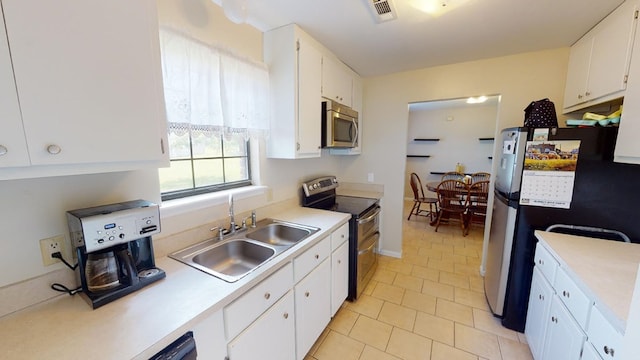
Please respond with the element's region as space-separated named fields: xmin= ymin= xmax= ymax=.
xmin=369 ymin=0 xmax=398 ymax=23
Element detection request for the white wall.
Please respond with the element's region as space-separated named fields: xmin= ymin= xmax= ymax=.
xmin=348 ymin=49 xmax=569 ymax=256
xmin=405 ymin=103 xmax=498 ymax=198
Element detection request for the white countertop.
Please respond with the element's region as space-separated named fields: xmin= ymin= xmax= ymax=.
xmin=0 ymin=207 xmax=350 ymax=359
xmin=535 ymin=230 xmax=640 ymax=331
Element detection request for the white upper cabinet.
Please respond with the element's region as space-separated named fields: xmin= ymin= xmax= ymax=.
xmin=563 ymin=0 xmax=639 ymax=112
xmin=0 ymin=4 xmax=29 ymax=168
xmin=0 ymin=0 xmax=168 ymax=178
xmin=617 ymin=3 xmax=640 ymax=163
xmin=330 ymin=72 xmax=363 ymax=156
xmin=264 ymin=24 xmax=322 ymax=159
xmin=322 ymin=56 xmax=353 ymax=107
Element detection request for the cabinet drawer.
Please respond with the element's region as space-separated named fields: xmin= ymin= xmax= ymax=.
xmin=331 ymin=222 xmax=349 ymax=250
xmin=587 ymin=305 xmax=622 ymax=360
xmin=224 ymin=262 xmax=293 ymax=340
xmin=554 ymin=267 xmax=591 ymax=329
xmin=294 ymin=235 xmax=331 ymax=283
xmin=534 ymin=244 xmax=558 ymax=283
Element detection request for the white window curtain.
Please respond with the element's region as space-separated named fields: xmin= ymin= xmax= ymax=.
xmin=159 ymin=28 xmax=270 ymax=139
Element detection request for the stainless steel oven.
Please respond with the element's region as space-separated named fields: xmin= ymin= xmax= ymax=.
xmin=302 ymin=176 xmax=380 ymax=300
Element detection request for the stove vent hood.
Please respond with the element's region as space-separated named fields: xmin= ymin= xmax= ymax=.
xmin=369 ymin=0 xmax=398 ymax=23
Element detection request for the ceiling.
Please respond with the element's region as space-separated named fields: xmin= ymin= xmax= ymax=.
xmin=215 ymin=0 xmax=624 ymax=77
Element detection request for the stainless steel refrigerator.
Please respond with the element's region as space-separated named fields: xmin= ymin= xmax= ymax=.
xmin=485 ymin=126 xmax=640 ymax=332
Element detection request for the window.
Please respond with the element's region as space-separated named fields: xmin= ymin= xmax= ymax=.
xmin=159 ymin=127 xmax=250 ymax=200
xmin=157 ymin=29 xmax=269 ymax=200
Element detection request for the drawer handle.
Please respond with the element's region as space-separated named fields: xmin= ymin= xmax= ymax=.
xmin=264 ymin=292 xmax=271 ymax=300
xmin=338 ymin=260 xmax=342 ymax=264
xmin=283 ymin=312 xmax=289 ymax=319
xmin=305 ymin=291 xmax=310 ymax=297
xmin=538 ymin=259 xmax=544 ymax=265
xmin=539 ymin=294 xmax=544 ymax=301
xmin=562 ymin=290 xmax=570 ymax=298
xmin=551 ymin=316 xmax=557 ymax=323
xmin=315 ymin=254 xmax=319 ymax=259
xmin=604 ymin=345 xmax=615 ymax=356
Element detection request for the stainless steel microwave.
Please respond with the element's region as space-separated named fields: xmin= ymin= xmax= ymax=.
xmin=321 ymin=100 xmax=359 ymax=148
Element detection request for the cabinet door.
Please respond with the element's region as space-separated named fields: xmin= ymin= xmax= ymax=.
xmin=295 ymin=259 xmax=331 ymax=360
xmin=191 ymin=309 xmax=227 ymax=359
xmin=563 ymin=37 xmax=592 ymax=109
xmin=3 ymin=0 xmax=167 ymax=166
xmin=542 ymin=296 xmax=586 ymax=360
xmin=331 ymin=240 xmax=349 ymax=316
xmin=616 ymin=6 xmax=640 ymax=163
xmin=330 ymin=75 xmax=362 ymax=156
xmin=296 ymin=37 xmax=322 ymax=157
xmin=228 ymin=291 xmax=296 ymax=360
xmin=588 ymin=1 xmax=638 ymax=102
xmin=322 ymin=56 xmax=352 ymax=107
xmin=0 ymin=5 xmax=29 ymax=168
xmin=581 ymin=343 xmax=603 ymax=360
xmin=525 ymin=268 xmax=554 ymax=360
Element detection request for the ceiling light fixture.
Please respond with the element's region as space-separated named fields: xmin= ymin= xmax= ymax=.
xmin=221 ymin=0 xmax=248 ymax=24
xmin=466 ymin=96 xmax=488 ymax=104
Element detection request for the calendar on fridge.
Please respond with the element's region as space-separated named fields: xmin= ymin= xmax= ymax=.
xmin=519 ymin=140 xmax=581 ymax=209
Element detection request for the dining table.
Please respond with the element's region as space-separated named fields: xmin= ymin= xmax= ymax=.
xmin=425 ymin=180 xmax=487 ymax=227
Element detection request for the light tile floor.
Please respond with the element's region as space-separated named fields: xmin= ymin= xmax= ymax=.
xmin=305 ymin=200 xmax=533 ymax=360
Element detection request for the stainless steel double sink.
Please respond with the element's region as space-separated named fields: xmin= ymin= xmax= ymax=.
xmin=169 ymin=219 xmax=319 ymax=282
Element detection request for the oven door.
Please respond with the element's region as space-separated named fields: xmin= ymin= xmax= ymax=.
xmin=358 ymin=206 xmax=380 ymax=240
xmin=357 ymin=231 xmax=379 ymax=298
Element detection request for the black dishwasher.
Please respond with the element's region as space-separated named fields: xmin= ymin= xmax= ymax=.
xmin=149 ymin=331 xmax=197 ymax=360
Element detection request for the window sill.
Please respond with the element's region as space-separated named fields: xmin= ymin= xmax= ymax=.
xmin=160 ymin=185 xmax=269 ymax=219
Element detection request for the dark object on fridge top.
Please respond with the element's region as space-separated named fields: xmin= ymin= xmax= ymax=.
xmin=485 ymin=126 xmax=640 ymax=332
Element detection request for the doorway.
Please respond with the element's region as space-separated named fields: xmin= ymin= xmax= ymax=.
xmin=404 ymin=95 xmax=500 ymax=200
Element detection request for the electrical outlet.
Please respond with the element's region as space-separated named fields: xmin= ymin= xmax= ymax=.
xmin=39 ymin=235 xmax=66 ymax=266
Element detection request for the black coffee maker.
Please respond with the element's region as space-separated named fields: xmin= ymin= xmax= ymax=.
xmin=67 ymin=200 xmax=166 ymax=309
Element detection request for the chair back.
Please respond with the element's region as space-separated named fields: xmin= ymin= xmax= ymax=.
xmin=441 ymin=171 xmax=465 ymax=181
xmin=471 ymin=172 xmax=491 ymax=183
xmin=409 ymin=172 xmax=425 ymax=200
xmin=468 ymin=180 xmax=490 ymax=206
xmin=436 ymin=179 xmax=468 ymax=211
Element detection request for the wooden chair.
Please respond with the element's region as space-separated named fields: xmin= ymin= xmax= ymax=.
xmin=408 ymin=173 xmax=438 ymax=221
xmin=434 ymin=179 xmax=468 ymax=235
xmin=465 ymin=180 xmax=490 ymax=235
xmin=471 ymin=172 xmax=491 ymax=183
xmin=441 ymin=171 xmax=465 ymax=181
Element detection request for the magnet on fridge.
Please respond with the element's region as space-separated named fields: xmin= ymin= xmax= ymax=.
xmin=503 ymin=140 xmax=516 ymax=154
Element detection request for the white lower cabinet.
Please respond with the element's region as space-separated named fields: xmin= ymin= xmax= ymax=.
xmin=331 ymin=240 xmax=349 ymax=316
xmin=221 ymin=222 xmax=350 ymax=360
xmin=191 ymin=309 xmax=227 ymax=359
xmin=227 ymin=291 xmax=296 ymax=360
xmin=295 ymin=259 xmax=331 ymax=360
xmin=525 ymin=268 xmax=554 ymax=360
xmin=527 ymin=241 xmax=624 ymax=360
xmin=542 ymin=295 xmax=586 ymax=360
xmin=581 ymin=342 xmax=603 ymax=360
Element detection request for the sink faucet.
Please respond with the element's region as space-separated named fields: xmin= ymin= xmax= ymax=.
xmin=228 ymin=193 xmax=236 ymax=234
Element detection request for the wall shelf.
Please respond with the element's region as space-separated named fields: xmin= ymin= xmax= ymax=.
xmin=478 ymin=137 xmax=495 ymax=141
xmin=413 ymin=138 xmax=440 ymax=142
xmin=406 ymin=155 xmax=431 ymax=158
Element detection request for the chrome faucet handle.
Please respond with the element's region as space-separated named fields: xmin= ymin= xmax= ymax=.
xmin=251 ymin=210 xmax=257 ymax=228
xmin=210 ymin=226 xmax=225 ymax=241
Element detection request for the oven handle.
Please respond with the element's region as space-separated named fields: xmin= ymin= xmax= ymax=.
xmin=358 ymin=206 xmax=381 ymax=225
xmin=358 ymin=232 xmax=379 ymax=255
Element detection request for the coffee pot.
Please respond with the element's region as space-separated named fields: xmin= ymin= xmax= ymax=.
xmin=67 ymin=200 xmax=165 ymax=309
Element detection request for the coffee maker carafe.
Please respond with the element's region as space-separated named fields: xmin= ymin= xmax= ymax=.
xmin=67 ymin=200 xmax=165 ymax=309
